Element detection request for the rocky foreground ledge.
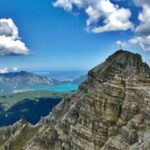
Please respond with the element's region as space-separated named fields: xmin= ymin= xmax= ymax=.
xmin=0 ymin=50 xmax=150 ymax=150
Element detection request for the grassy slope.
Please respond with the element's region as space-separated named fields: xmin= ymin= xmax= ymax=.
xmin=0 ymin=91 xmax=71 ymax=111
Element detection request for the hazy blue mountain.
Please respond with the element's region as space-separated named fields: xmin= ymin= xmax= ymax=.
xmin=34 ymin=70 xmax=88 ymax=81
xmin=71 ymin=75 xmax=87 ymax=85
xmin=0 ymin=71 xmax=57 ymax=95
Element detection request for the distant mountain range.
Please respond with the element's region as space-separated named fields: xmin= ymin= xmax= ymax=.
xmin=0 ymin=71 xmax=87 ymax=95
xmin=71 ymin=75 xmax=87 ymax=85
xmin=0 ymin=71 xmax=57 ymax=95
xmin=36 ymin=70 xmax=88 ymax=81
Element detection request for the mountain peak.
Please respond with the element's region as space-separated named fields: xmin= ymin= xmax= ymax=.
xmin=107 ymin=49 xmax=143 ymax=66
xmin=89 ymin=50 xmax=149 ymax=82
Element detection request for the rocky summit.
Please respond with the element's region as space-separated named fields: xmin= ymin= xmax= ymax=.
xmin=0 ymin=50 xmax=150 ymax=150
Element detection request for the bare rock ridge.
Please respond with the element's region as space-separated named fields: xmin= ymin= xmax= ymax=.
xmin=0 ymin=50 xmax=150 ymax=150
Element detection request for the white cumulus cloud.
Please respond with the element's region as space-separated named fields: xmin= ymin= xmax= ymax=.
xmin=135 ymin=5 xmax=150 ymax=36
xmin=0 ymin=67 xmax=19 ymax=74
xmin=92 ymin=8 xmax=133 ymax=33
xmin=53 ymin=0 xmax=150 ymax=51
xmin=53 ymin=0 xmax=133 ymax=33
xmin=0 ymin=18 xmax=29 ymax=56
xmin=117 ymin=2 xmax=150 ymax=51
xmin=129 ymin=36 xmax=150 ymax=51
xmin=117 ymin=36 xmax=150 ymax=51
xmin=12 ymin=67 xmax=18 ymax=71
xmin=0 ymin=67 xmax=8 ymax=74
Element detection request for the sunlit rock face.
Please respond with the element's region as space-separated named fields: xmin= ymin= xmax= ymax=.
xmin=0 ymin=50 xmax=150 ymax=150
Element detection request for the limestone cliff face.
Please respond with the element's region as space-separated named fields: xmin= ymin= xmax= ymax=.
xmin=0 ymin=50 xmax=150 ymax=150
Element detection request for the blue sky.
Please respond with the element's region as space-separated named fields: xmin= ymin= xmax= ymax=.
xmin=0 ymin=0 xmax=150 ymax=72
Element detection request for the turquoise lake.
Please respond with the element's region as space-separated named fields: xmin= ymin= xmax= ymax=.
xmin=33 ymin=83 xmax=78 ymax=92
